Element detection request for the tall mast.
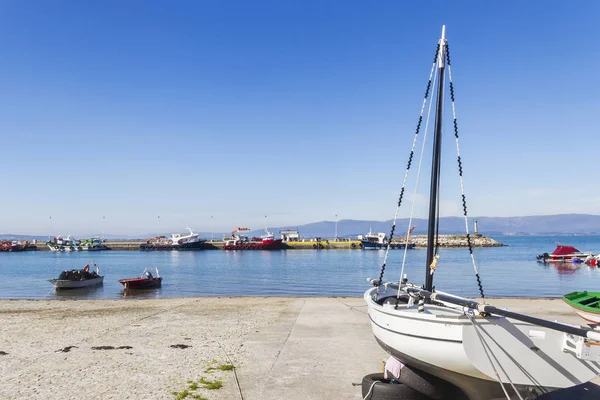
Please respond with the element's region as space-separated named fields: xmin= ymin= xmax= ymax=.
xmin=425 ymin=26 xmax=447 ymax=292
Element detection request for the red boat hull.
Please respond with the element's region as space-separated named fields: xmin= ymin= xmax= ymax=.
xmin=118 ymin=277 xmax=162 ymax=289
xmin=0 ymin=241 xmax=25 ymax=252
xmin=223 ymin=239 xmax=283 ymax=250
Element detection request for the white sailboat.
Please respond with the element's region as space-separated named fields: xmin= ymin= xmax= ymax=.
xmin=364 ymin=26 xmax=600 ymax=400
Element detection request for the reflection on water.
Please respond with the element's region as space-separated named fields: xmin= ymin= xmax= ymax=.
xmin=52 ymin=284 xmax=105 ymax=298
xmin=1 ymin=235 xmax=600 ymax=299
xmin=121 ymin=288 xmax=162 ymax=298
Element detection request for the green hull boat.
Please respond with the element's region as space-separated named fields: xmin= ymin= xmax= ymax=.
xmin=563 ymin=291 xmax=600 ymax=323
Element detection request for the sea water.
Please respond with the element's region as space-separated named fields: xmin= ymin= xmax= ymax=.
xmin=1 ymin=235 xmax=599 ymax=300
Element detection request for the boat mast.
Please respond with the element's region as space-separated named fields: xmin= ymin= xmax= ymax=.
xmin=425 ymin=26 xmax=447 ymax=292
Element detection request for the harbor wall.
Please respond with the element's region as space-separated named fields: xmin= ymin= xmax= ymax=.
xmin=24 ymin=235 xmax=505 ymax=251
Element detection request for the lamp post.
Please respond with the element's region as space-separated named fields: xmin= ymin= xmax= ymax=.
xmin=211 ymin=216 xmax=214 ymax=242
xmin=335 ymin=213 xmax=338 ymax=241
xmin=157 ymin=216 xmax=160 ymax=236
xmin=102 ymin=216 xmax=105 ymax=239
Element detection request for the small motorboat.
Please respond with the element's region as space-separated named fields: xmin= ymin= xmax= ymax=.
xmin=118 ymin=267 xmax=162 ymax=290
xmin=563 ymin=291 xmax=600 ymax=323
xmin=536 ymin=245 xmax=593 ymax=263
xmin=49 ymin=262 xmax=104 ymax=289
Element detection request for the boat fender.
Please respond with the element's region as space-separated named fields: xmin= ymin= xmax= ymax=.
xmin=312 ymin=244 xmax=317 ymax=249
xmin=351 ymin=243 xmax=356 ymax=248
xmin=178 ymin=239 xmax=183 ymax=245
xmin=167 ymin=240 xmax=173 ymax=245
xmin=83 ymin=265 xmax=90 ymax=272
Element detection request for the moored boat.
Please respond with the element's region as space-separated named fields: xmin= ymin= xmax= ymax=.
xmin=140 ymin=228 xmax=206 ymax=251
xmin=563 ymin=291 xmax=600 ymax=323
xmin=49 ymin=263 xmax=104 ymax=289
xmin=79 ymin=237 xmax=108 ymax=251
xmin=359 ymin=226 xmax=416 ymax=250
xmin=0 ymin=240 xmax=28 ymax=252
xmin=223 ymin=227 xmax=283 ymax=250
xmin=536 ymin=245 xmax=594 ymax=263
xmin=118 ymin=267 xmax=162 ymax=290
xmin=46 ymin=235 xmax=81 ymax=252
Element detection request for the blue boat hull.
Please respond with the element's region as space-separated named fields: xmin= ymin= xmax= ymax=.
xmin=361 ymin=241 xmax=416 ymax=250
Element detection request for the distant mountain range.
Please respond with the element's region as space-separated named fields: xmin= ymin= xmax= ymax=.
xmin=255 ymin=214 xmax=600 ymax=238
xmin=2 ymin=214 xmax=599 ymax=240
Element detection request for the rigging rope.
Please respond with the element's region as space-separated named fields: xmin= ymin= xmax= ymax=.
xmin=376 ymin=43 xmax=440 ymax=292
xmin=466 ymin=314 xmax=524 ymax=400
xmin=397 ymin=57 xmax=439 ymax=291
xmin=446 ymin=43 xmax=486 ymax=299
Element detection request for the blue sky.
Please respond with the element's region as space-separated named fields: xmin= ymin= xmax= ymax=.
xmin=0 ymin=1 xmax=598 ymax=236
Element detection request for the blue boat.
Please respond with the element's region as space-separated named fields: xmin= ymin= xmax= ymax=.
xmin=359 ymin=229 xmax=416 ymax=250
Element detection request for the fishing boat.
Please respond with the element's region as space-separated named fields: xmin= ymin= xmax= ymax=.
xmin=118 ymin=267 xmax=162 ymax=290
xmin=364 ymin=26 xmax=600 ymax=400
xmin=46 ymin=235 xmax=81 ymax=252
xmin=223 ymin=227 xmax=283 ymax=250
xmin=49 ymin=262 xmax=104 ymax=289
xmin=79 ymin=237 xmax=108 ymax=251
xmin=359 ymin=226 xmax=416 ymax=250
xmin=140 ymin=228 xmax=206 ymax=251
xmin=536 ymin=245 xmax=593 ymax=263
xmin=563 ymin=291 xmax=600 ymax=324
xmin=0 ymin=240 xmax=28 ymax=252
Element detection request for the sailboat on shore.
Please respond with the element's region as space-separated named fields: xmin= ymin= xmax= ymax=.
xmin=364 ymin=26 xmax=600 ymax=400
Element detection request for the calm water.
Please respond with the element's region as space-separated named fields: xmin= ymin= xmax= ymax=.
xmin=1 ymin=236 xmax=600 ymax=300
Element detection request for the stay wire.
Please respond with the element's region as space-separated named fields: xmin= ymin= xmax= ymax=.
xmin=466 ymin=314 xmax=524 ymax=400
xmin=446 ymin=43 xmax=485 ymax=300
xmin=377 ymin=43 xmax=440 ymax=294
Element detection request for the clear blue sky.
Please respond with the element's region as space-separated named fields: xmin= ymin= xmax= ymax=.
xmin=0 ymin=1 xmax=598 ymax=236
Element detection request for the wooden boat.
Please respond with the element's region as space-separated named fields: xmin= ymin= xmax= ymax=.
xmin=118 ymin=267 xmax=162 ymax=289
xmin=364 ymin=26 xmax=600 ymax=400
xmin=563 ymin=291 xmax=600 ymax=323
xmin=49 ymin=263 xmax=104 ymax=289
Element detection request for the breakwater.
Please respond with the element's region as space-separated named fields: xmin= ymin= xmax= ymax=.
xmin=23 ymin=235 xmax=505 ymax=251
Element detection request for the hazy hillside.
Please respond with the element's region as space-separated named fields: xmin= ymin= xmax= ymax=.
xmin=249 ymin=214 xmax=600 ymax=238
xmin=2 ymin=214 xmax=599 ymax=240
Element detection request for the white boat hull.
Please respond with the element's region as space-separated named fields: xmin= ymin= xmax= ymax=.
xmin=573 ymin=309 xmax=600 ymax=324
xmin=49 ymin=276 xmax=104 ymax=289
xmin=365 ymin=287 xmax=600 ymax=399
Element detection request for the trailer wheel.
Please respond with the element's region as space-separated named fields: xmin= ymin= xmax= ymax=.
xmin=362 ymin=373 xmax=433 ymax=400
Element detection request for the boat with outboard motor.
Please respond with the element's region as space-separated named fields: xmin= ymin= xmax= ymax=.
xmin=140 ymin=228 xmax=206 ymax=251
xmin=118 ymin=267 xmax=162 ymax=290
xmin=49 ymin=262 xmax=104 ymax=289
xmin=536 ymin=245 xmax=596 ymax=265
xmin=363 ymin=26 xmax=600 ymax=400
xmin=223 ymin=227 xmax=283 ymax=250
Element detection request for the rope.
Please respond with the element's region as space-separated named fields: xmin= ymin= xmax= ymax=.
xmin=466 ymin=314 xmax=524 ymax=400
xmin=446 ymin=43 xmax=485 ymax=299
xmin=376 ymin=43 xmax=440 ymax=293
xmin=362 ymin=380 xmax=381 ymax=400
xmin=398 ymin=57 xmax=439 ymax=291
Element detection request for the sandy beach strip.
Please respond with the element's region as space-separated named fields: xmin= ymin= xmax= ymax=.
xmin=1 ymin=297 xmax=599 ymax=400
